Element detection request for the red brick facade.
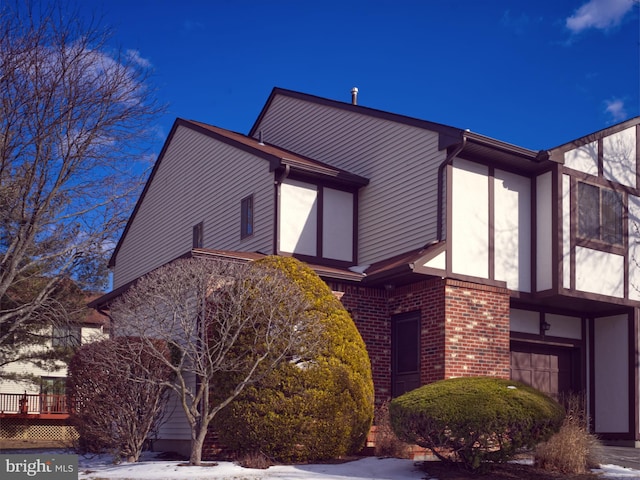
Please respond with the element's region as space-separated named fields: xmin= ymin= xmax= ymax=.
xmin=334 ymin=284 xmax=391 ymax=401
xmin=204 ymin=277 xmax=511 ymax=458
xmin=331 ymin=277 xmax=511 ymax=405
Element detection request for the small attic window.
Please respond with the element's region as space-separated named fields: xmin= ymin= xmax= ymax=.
xmin=193 ymin=222 xmax=203 ymax=248
xmin=241 ymin=195 xmax=254 ymax=239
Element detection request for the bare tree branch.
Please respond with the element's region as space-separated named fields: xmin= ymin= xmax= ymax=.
xmin=109 ymin=257 xmax=325 ymax=465
xmin=67 ymin=337 xmax=172 ymax=462
xmin=0 ymin=0 xmax=164 ymax=370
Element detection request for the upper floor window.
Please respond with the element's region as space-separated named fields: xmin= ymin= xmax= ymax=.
xmin=192 ymin=222 xmax=203 ymax=248
xmin=578 ymin=182 xmax=623 ymax=245
xmin=41 ymin=377 xmax=66 ymax=395
xmin=52 ymin=324 xmax=81 ymax=349
xmin=241 ymin=195 xmax=254 ymax=239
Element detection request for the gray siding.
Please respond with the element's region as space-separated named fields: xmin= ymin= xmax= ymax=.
xmin=255 ymin=95 xmax=445 ymax=266
xmin=113 ymin=126 xmax=274 ymax=288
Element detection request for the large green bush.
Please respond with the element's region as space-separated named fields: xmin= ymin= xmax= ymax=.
xmin=390 ymin=377 xmax=564 ymax=471
xmin=212 ymin=256 xmax=374 ymax=463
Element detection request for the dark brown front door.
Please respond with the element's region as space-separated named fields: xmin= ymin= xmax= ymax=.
xmin=392 ymin=312 xmax=421 ymax=397
xmin=510 ymin=342 xmax=579 ymax=399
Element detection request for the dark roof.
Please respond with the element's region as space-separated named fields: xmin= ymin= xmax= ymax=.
xmin=92 ymin=249 xmax=364 ymax=310
xmin=108 ymin=118 xmax=368 ymax=268
xmin=547 ymin=116 xmax=640 ymax=162
xmin=362 ymin=242 xmax=446 ymax=286
xmin=83 ymin=294 xmax=110 ymax=326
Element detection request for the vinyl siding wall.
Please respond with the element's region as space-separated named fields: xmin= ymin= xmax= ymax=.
xmin=156 ymin=375 xmax=194 ymax=441
xmin=0 ymin=325 xmax=107 ymax=395
xmin=113 ymin=126 xmax=274 ymax=288
xmin=254 ymin=95 xmax=445 ymax=266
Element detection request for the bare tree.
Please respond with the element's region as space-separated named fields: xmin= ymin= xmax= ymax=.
xmin=0 ymin=1 xmax=163 ymax=371
xmin=67 ymin=337 xmax=172 ymax=462
xmin=109 ymin=256 xmax=324 ymax=466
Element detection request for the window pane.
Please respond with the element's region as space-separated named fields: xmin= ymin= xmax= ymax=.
xmin=192 ymin=222 xmax=203 ymax=248
xmin=578 ymin=183 xmax=599 ymax=240
xmin=241 ymin=195 xmax=253 ymax=238
xmin=41 ymin=377 xmax=66 ymax=395
xmin=601 ymin=189 xmax=623 ymax=244
xmin=52 ymin=325 xmax=80 ymax=348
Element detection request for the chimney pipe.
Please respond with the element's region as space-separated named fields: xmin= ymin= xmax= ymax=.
xmin=351 ymin=87 xmax=358 ymax=105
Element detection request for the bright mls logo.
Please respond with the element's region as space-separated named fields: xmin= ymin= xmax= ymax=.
xmin=1 ymin=454 xmax=77 ymax=479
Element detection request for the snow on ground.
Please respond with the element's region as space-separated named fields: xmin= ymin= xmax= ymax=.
xmin=598 ymin=464 xmax=640 ymax=479
xmin=7 ymin=449 xmax=640 ymax=479
xmin=77 ymin=452 xmax=640 ymax=480
xmin=77 ymin=451 xmax=424 ymax=480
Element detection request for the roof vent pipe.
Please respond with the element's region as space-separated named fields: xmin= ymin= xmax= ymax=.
xmin=351 ymin=87 xmax=358 ymax=105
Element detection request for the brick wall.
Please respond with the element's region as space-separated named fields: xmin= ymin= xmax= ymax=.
xmin=442 ymin=280 xmax=510 ymax=379
xmin=332 ymin=277 xmax=511 ymax=405
xmin=388 ymin=278 xmax=446 ymax=385
xmin=203 ymin=277 xmax=512 ymax=460
xmin=334 ymin=284 xmax=391 ymax=405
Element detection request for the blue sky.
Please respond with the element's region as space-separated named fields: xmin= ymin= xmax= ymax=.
xmin=88 ymin=0 xmax=638 ymax=152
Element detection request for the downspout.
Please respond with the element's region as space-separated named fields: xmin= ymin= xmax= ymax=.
xmin=273 ymin=164 xmax=290 ymax=254
xmin=275 ymin=164 xmax=290 ymax=184
xmin=436 ymin=134 xmax=466 ymax=241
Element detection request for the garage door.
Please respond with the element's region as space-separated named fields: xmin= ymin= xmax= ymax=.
xmin=510 ymin=342 xmax=578 ymax=399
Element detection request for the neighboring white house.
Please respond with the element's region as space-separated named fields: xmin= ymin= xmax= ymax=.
xmin=93 ymin=87 xmax=640 ymax=455
xmin=0 ymin=298 xmax=108 ymax=444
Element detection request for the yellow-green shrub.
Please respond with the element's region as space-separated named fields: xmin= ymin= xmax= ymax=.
xmin=390 ymin=377 xmax=564 ymax=471
xmin=212 ymin=256 xmax=374 ymax=462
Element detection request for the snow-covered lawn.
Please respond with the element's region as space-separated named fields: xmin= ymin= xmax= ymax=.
xmin=76 ymin=451 xmax=640 ymax=480
xmin=8 ymin=449 xmax=640 ymax=479
xmin=78 ymin=451 xmax=423 ymax=480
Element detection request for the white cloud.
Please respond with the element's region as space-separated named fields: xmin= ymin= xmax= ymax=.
xmin=566 ymin=0 xmax=634 ymax=33
xmin=604 ymin=98 xmax=627 ymax=122
xmin=125 ymin=49 xmax=152 ymax=68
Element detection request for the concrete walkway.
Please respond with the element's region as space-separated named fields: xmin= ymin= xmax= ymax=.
xmin=598 ymin=446 xmax=640 ymax=471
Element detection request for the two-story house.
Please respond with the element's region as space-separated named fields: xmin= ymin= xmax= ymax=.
xmin=0 ymin=299 xmax=108 ymax=446
xmin=94 ymin=87 xmax=640 ymax=454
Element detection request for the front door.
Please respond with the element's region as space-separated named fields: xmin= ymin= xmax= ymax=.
xmin=392 ymin=312 xmax=421 ymax=397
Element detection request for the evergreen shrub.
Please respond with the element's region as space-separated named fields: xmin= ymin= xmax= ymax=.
xmin=389 ymin=377 xmax=565 ymax=471
xmin=212 ymin=256 xmax=374 ymax=463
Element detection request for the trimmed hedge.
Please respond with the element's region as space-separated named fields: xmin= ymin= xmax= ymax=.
xmin=390 ymin=377 xmax=565 ymax=471
xmin=212 ymin=256 xmax=374 ymax=463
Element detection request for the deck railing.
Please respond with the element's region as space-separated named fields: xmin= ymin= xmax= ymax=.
xmin=0 ymin=392 xmax=69 ymax=415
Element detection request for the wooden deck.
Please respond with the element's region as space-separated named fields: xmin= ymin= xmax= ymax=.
xmin=0 ymin=393 xmax=70 ymax=419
